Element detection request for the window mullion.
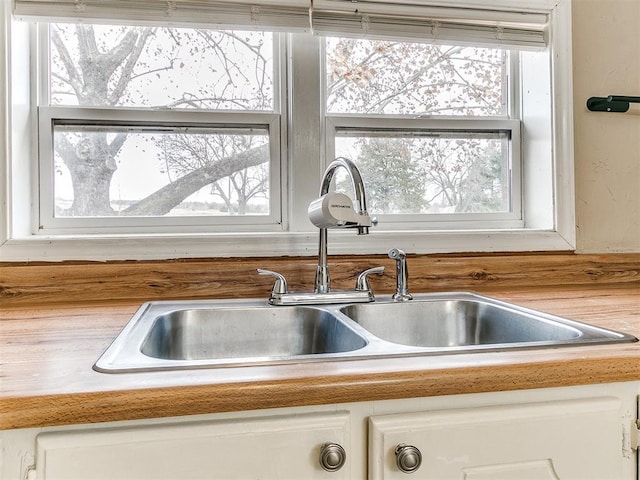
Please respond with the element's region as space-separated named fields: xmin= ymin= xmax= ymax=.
xmin=287 ymin=33 xmax=323 ymax=233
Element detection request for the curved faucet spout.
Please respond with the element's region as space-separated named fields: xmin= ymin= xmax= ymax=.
xmin=315 ymin=157 xmax=372 ymax=293
xmin=319 ymin=157 xmax=369 ymax=234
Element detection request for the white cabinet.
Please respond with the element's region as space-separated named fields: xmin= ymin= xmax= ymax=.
xmin=4 ymin=383 xmax=638 ymax=480
xmin=369 ymin=397 xmax=623 ymax=480
xmin=34 ymin=412 xmax=351 ymax=480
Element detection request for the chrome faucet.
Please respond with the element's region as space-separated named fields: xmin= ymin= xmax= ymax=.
xmin=388 ymin=248 xmax=413 ymax=301
xmin=258 ymin=157 xmax=383 ymax=305
xmin=314 ymin=157 xmax=372 ymax=293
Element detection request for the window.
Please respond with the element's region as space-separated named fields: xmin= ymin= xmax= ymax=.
xmin=39 ymin=24 xmax=283 ymax=233
xmin=1 ymin=0 xmax=575 ymax=260
xmin=324 ymin=37 xmax=520 ymax=228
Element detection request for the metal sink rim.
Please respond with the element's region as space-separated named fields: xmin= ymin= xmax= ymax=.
xmin=94 ymin=292 xmax=638 ymax=373
xmin=94 ymin=301 xmax=370 ymax=372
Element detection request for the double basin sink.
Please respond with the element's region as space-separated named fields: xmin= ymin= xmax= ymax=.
xmin=94 ymin=292 xmax=637 ymax=373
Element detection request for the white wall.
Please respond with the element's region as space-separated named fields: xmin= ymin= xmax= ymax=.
xmin=572 ymin=0 xmax=640 ymax=252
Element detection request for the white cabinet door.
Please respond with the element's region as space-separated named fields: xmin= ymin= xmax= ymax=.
xmin=35 ymin=411 xmax=351 ymax=480
xmin=369 ymin=397 xmax=623 ymax=480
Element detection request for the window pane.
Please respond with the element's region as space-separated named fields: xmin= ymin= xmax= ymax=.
xmin=50 ymin=24 xmax=275 ymax=110
xmin=325 ymin=38 xmax=507 ymax=116
xmin=335 ymin=131 xmax=510 ymax=215
xmin=53 ymin=125 xmax=270 ymax=217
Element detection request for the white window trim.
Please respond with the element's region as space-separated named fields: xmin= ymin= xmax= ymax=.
xmin=0 ymin=0 xmax=575 ymax=261
xmin=38 ymin=107 xmax=284 ymax=234
xmin=325 ymin=115 xmax=523 ymax=229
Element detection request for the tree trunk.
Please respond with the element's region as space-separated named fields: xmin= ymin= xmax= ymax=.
xmin=56 ymin=132 xmax=117 ymax=216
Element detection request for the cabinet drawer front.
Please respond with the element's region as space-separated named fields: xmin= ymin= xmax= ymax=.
xmin=369 ymin=397 xmax=622 ymax=480
xmin=36 ymin=411 xmax=351 ymax=480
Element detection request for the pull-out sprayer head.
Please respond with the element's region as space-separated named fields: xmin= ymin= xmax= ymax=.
xmin=388 ymin=248 xmax=412 ymax=301
xmin=388 ymin=248 xmax=406 ymax=260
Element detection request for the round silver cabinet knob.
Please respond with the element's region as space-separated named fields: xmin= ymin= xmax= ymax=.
xmin=395 ymin=444 xmax=422 ymax=474
xmin=319 ymin=443 xmax=346 ymax=472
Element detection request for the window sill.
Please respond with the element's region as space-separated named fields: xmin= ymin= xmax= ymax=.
xmin=0 ymin=229 xmax=575 ymax=262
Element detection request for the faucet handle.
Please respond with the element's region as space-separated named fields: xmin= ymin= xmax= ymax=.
xmin=257 ymin=269 xmax=288 ymax=295
xmin=355 ymin=266 xmax=385 ymax=292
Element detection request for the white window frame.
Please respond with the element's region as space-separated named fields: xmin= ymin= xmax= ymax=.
xmin=38 ymin=107 xmax=284 ymax=234
xmin=321 ymin=39 xmax=523 ymax=230
xmin=36 ymin=23 xmax=287 ymax=235
xmin=324 ymin=115 xmax=523 ymax=230
xmin=0 ymin=0 xmax=575 ymax=261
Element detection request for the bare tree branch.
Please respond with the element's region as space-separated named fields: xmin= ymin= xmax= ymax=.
xmin=108 ymin=28 xmax=155 ymax=105
xmin=121 ymin=144 xmax=269 ymax=216
xmin=108 ymin=132 xmax=129 ymax=158
xmin=51 ymin=28 xmax=84 ymax=98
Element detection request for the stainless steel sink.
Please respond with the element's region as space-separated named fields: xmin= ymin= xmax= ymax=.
xmin=339 ymin=299 xmax=583 ymax=348
xmin=94 ymin=293 xmax=637 ymax=373
xmin=141 ymin=306 xmax=367 ymax=360
xmin=95 ymin=302 xmax=368 ymax=372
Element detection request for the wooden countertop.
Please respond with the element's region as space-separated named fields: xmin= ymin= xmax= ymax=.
xmin=1 ymin=284 xmax=639 ymax=430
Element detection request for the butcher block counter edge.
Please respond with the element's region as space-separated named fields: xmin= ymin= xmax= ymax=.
xmin=1 ymin=283 xmax=639 ymax=430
